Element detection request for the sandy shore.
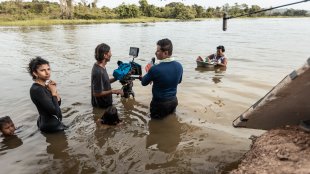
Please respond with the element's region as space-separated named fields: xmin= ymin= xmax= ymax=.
xmin=230 ymin=126 xmax=310 ymax=174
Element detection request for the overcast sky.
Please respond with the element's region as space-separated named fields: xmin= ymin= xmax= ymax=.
xmin=98 ymin=0 xmax=310 ymax=10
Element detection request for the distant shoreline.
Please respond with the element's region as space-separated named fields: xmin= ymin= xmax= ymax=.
xmin=0 ymin=16 xmax=308 ymax=26
xmin=1 ymin=0 xmax=308 ymax=27
xmin=0 ymin=17 xmax=174 ymax=26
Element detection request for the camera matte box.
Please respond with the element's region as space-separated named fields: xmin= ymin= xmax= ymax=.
xmin=129 ymin=47 xmax=139 ymax=57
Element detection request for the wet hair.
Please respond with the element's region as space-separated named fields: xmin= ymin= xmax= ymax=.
xmin=27 ymin=56 xmax=49 ymax=80
xmin=157 ymin=38 xmax=173 ymax=56
xmin=95 ymin=43 xmax=110 ymax=62
xmin=217 ymin=45 xmax=225 ymax=52
xmin=0 ymin=116 xmax=13 ymax=130
xmin=101 ymin=106 xmax=121 ymax=125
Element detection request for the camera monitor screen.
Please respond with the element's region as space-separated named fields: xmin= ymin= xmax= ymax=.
xmin=129 ymin=47 xmax=139 ymax=57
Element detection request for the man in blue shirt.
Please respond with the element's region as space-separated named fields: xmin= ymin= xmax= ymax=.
xmin=141 ymin=38 xmax=183 ymax=119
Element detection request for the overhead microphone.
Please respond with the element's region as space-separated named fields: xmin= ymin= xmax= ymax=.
xmin=223 ymin=12 xmax=228 ymax=31
xmin=221 ymin=1 xmax=309 ymax=31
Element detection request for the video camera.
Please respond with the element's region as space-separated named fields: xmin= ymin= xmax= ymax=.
xmin=113 ymin=47 xmax=142 ymax=98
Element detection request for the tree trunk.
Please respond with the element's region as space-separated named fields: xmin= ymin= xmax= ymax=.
xmin=59 ymin=0 xmax=73 ymax=19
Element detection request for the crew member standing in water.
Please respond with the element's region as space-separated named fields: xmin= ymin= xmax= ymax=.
xmin=91 ymin=43 xmax=123 ymax=108
xmin=141 ymin=38 xmax=183 ymax=119
xmin=28 ymin=57 xmax=65 ymax=133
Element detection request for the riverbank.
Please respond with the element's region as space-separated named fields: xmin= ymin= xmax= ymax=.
xmin=0 ymin=17 xmax=168 ymax=26
xmin=230 ymin=126 xmax=310 ymax=174
xmin=1 ymin=16 xmax=307 ymax=26
xmin=0 ymin=17 xmax=204 ymax=26
xmin=1 ymin=18 xmax=309 ymax=173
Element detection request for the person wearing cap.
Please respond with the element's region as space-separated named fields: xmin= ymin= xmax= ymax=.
xmin=196 ymin=45 xmax=228 ymax=67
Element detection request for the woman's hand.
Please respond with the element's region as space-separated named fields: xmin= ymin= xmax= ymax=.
xmin=46 ymin=80 xmax=58 ymax=97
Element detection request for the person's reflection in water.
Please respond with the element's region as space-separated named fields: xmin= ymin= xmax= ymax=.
xmin=146 ymin=114 xmax=184 ymax=153
xmin=214 ymin=66 xmax=226 ymax=73
xmin=121 ymin=98 xmax=148 ymax=120
xmin=0 ymin=135 xmax=23 ymax=153
xmin=195 ymin=66 xmax=226 ymax=84
xmin=92 ymin=107 xmax=117 ymax=148
xmin=40 ymin=132 xmax=81 ymax=174
xmin=212 ymin=66 xmax=226 ymax=84
xmin=212 ymin=76 xmax=222 ymax=84
xmin=121 ymin=98 xmax=136 ymax=112
xmin=44 ymin=132 xmax=69 ymax=159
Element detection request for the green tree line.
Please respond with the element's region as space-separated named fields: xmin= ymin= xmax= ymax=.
xmin=0 ymin=0 xmax=309 ymax=21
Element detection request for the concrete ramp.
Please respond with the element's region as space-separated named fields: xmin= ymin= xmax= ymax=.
xmin=233 ymin=57 xmax=310 ymax=130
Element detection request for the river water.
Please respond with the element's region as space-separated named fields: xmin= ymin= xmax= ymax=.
xmin=0 ymin=18 xmax=309 ymax=173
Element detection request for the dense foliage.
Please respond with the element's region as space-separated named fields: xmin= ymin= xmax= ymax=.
xmin=0 ymin=0 xmax=309 ymax=21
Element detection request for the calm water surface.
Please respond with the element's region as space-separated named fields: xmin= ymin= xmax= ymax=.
xmin=0 ymin=18 xmax=309 ymax=173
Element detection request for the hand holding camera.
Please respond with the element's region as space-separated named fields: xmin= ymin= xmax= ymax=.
xmin=112 ymin=89 xmax=124 ymax=96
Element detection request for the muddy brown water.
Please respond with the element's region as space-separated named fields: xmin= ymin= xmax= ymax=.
xmin=0 ymin=18 xmax=309 ymax=173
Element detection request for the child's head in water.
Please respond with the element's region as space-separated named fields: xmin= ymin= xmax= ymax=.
xmin=0 ymin=116 xmax=16 ymax=136
xmin=101 ymin=106 xmax=121 ymax=125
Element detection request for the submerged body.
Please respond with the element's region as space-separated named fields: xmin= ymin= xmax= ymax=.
xmin=30 ymin=83 xmax=65 ymax=132
xmin=28 ymin=57 xmax=65 ymax=133
xmin=196 ymin=45 xmax=228 ymax=67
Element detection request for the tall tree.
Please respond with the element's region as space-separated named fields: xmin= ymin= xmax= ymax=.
xmin=192 ymin=4 xmax=206 ymax=18
xmin=59 ymin=0 xmax=73 ymax=19
xmin=139 ymin=0 xmax=148 ymax=15
xmin=115 ymin=3 xmax=140 ymax=18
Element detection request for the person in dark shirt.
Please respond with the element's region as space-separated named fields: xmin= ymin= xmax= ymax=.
xmin=27 ymin=57 xmax=65 ymax=133
xmin=141 ymin=38 xmax=183 ymax=119
xmin=91 ymin=43 xmax=123 ymax=108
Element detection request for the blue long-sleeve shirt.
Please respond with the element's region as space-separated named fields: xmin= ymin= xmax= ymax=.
xmin=141 ymin=61 xmax=183 ymax=101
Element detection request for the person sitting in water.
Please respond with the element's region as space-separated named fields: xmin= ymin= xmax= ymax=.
xmin=196 ymin=45 xmax=228 ymax=67
xmin=96 ymin=106 xmax=122 ymax=126
xmin=0 ymin=116 xmax=16 ymax=136
xmin=27 ymin=57 xmax=66 ymax=133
